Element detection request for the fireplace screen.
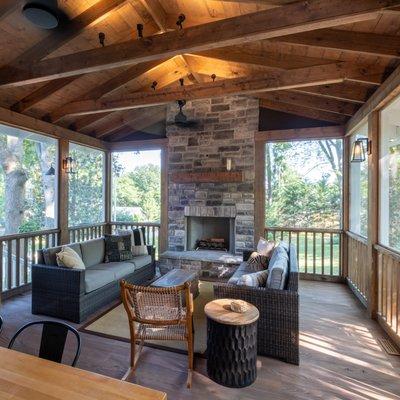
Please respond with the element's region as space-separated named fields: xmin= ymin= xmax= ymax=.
xmin=185 ymin=216 xmax=235 ymax=253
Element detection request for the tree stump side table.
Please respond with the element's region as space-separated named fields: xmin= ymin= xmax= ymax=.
xmin=204 ymin=298 xmax=259 ymax=388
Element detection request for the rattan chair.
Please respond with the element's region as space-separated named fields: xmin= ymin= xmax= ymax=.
xmin=120 ymin=280 xmax=194 ymax=387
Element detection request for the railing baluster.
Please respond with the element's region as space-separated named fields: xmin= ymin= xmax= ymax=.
xmin=330 ymin=233 xmax=334 ymax=276
xmin=321 ymin=233 xmax=325 ymax=276
xmin=304 ymin=232 xmax=308 ymax=274
xmin=0 ymin=241 xmax=3 ymax=293
xmin=15 ymin=238 xmax=20 ymax=287
xmin=23 ymin=238 xmax=28 ymax=285
xmin=313 ymin=232 xmax=316 ymax=275
xmin=7 ymin=240 xmax=12 ymax=290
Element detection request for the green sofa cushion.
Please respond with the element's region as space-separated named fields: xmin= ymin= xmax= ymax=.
xmin=80 ymin=238 xmax=105 ymax=267
xmin=84 ymin=268 xmax=114 ymax=293
xmin=131 ymin=255 xmax=152 ymax=270
xmin=88 ymin=262 xmax=135 ymax=281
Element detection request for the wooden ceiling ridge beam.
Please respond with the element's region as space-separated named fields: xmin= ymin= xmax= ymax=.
xmin=274 ymin=28 xmax=400 ymax=59
xmin=55 ymin=62 xmax=385 ymax=116
xmin=0 ymin=0 xmax=397 ymax=87
xmin=9 ymin=0 xmax=128 ymax=113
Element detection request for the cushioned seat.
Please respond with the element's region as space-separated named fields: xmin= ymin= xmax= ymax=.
xmin=88 ymin=262 xmax=135 ymax=280
xmin=131 ymin=255 xmax=152 ymax=270
xmin=267 ymin=246 xmax=289 ymax=290
xmin=80 ymin=238 xmax=105 ymax=267
xmin=228 ymin=262 xmax=255 ymax=285
xmin=85 ymin=268 xmax=115 ymax=293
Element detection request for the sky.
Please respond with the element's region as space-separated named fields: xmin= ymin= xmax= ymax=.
xmin=114 ymin=150 xmax=161 ymax=172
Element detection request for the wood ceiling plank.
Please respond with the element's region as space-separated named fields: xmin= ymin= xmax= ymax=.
xmin=0 ymin=0 xmax=396 ymax=87
xmin=258 ymin=91 xmax=360 ymax=116
xmin=0 ymin=0 xmax=21 ymax=21
xmin=54 ymin=62 xmax=386 ymax=116
xmin=260 ymin=98 xmax=349 ymax=124
xmin=274 ymin=28 xmax=400 ymax=58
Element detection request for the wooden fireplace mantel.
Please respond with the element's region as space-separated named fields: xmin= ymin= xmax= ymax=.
xmin=170 ymin=171 xmax=243 ymax=183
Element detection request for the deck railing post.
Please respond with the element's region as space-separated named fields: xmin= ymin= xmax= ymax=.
xmin=58 ymin=139 xmax=69 ymax=245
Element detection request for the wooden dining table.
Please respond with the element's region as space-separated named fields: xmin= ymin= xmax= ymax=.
xmin=0 ymin=347 xmax=167 ymax=400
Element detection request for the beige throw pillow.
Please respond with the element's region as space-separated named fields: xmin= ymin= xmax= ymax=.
xmin=116 ymin=228 xmax=148 ymax=256
xmin=56 ymin=246 xmax=85 ymax=269
xmin=257 ymin=238 xmax=276 ymax=258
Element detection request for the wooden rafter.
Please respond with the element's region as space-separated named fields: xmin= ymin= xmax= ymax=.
xmin=9 ymin=0 xmax=128 ymax=113
xmin=274 ymin=28 xmax=400 ymax=59
xmin=257 ymin=91 xmax=360 ymax=116
xmin=0 ymin=0 xmax=21 ymax=21
xmin=259 ymin=98 xmax=348 ymax=124
xmin=52 ymin=62 xmax=386 ymax=117
xmin=256 ymin=126 xmax=345 ymax=142
xmin=0 ymin=0 xmax=397 ymax=88
xmin=294 ymin=83 xmax=374 ymax=104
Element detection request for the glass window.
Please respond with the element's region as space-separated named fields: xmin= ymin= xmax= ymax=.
xmin=111 ymin=150 xmax=161 ymax=222
xmin=0 ymin=124 xmax=57 ymax=235
xmin=68 ymin=143 xmax=105 ymax=226
xmin=265 ymin=139 xmax=343 ymax=229
xmin=380 ymin=98 xmax=400 ymax=251
xmin=349 ymin=123 xmax=369 ymax=237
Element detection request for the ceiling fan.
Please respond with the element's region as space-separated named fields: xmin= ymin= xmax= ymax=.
xmin=22 ymin=0 xmax=71 ymax=29
xmin=168 ymin=99 xmax=200 ymax=128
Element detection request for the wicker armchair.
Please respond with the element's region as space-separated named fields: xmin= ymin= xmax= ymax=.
xmin=120 ymin=280 xmax=194 ymax=387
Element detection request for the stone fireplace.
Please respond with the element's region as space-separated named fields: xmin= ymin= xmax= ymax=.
xmin=159 ymin=95 xmax=259 ymax=278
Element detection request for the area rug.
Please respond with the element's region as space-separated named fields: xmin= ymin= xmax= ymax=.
xmin=80 ymin=281 xmax=214 ymax=356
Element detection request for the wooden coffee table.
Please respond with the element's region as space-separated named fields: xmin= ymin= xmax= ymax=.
xmin=151 ymin=269 xmax=200 ymax=299
xmin=205 ymin=298 xmax=259 ymax=388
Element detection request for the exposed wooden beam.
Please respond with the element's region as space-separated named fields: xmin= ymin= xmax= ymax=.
xmin=275 ymin=28 xmax=400 ymax=59
xmin=260 ymin=98 xmax=349 ymax=124
xmin=294 ymin=82 xmax=374 ymax=104
xmin=9 ymin=0 xmax=128 ymax=113
xmin=0 ymin=0 xmax=21 ymax=21
xmin=106 ymin=138 xmax=167 ymax=151
xmin=93 ymin=107 xmax=165 ymax=138
xmin=347 ymin=62 xmax=400 ymax=132
xmin=0 ymin=107 xmax=106 ymax=150
xmin=63 ymin=59 xmax=188 ymax=132
xmin=1 ymin=0 xmax=397 ymax=87
xmin=197 ymin=47 xmax=336 ymax=70
xmin=55 ymin=62 xmax=385 ymax=116
xmin=256 ymin=125 xmax=345 ymax=142
xmin=10 ymin=0 xmax=127 ymax=68
xmin=258 ymin=91 xmax=360 ymax=116
xmin=11 ymin=76 xmax=79 ymax=113
xmin=138 ymin=0 xmax=168 ymax=31
xmin=50 ymin=60 xmax=166 ymax=124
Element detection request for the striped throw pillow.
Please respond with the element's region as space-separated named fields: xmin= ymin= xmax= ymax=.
xmin=247 ymin=251 xmax=268 ymax=271
xmin=237 ymin=270 xmax=269 ymax=287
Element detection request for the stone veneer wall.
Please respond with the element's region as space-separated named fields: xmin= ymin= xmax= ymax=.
xmin=167 ymin=95 xmax=259 ymax=254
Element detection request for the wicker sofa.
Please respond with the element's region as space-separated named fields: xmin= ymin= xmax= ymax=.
xmin=214 ymin=243 xmax=299 ymax=365
xmin=31 ymin=237 xmax=156 ymax=323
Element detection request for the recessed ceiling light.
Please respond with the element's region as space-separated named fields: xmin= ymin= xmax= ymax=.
xmin=22 ymin=2 xmax=59 ymax=29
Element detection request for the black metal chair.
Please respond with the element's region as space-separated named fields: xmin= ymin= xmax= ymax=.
xmin=8 ymin=320 xmax=81 ymax=366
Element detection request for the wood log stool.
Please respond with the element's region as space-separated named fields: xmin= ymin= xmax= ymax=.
xmin=204 ymin=298 xmax=259 ymax=388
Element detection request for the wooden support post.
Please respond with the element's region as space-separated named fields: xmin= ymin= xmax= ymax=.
xmin=367 ymin=111 xmax=380 ymax=319
xmin=342 ymin=135 xmax=350 ymax=278
xmin=58 ymin=139 xmax=69 ymax=245
xmin=160 ymin=146 xmax=168 ymax=254
xmin=254 ymin=138 xmax=265 ymax=242
xmin=104 ymin=151 xmax=112 ymax=235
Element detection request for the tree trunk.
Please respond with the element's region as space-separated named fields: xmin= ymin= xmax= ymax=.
xmin=35 ymin=142 xmax=55 ymax=229
xmin=0 ymin=136 xmax=28 ymax=235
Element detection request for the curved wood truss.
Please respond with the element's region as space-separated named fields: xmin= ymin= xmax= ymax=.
xmin=1 ymin=0 xmax=400 ymax=141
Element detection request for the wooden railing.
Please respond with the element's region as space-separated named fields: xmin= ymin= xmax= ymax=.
xmin=264 ymin=227 xmax=343 ymax=279
xmin=68 ymin=223 xmax=107 ymax=243
xmin=346 ymin=232 xmax=368 ymax=305
xmin=376 ymin=244 xmax=400 ymax=347
xmin=110 ymin=221 xmax=161 ymax=257
xmin=0 ymin=228 xmax=59 ymax=299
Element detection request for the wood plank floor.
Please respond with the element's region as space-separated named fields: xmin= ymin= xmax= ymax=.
xmin=1 ymin=281 xmax=399 ymax=399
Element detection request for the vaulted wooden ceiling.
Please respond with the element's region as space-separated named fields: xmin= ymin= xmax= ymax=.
xmin=1 ymin=0 xmax=400 ymax=141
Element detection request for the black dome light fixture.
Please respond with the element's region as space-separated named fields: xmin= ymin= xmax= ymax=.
xmin=22 ymin=1 xmax=60 ymax=30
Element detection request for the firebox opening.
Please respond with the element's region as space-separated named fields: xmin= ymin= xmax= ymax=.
xmin=185 ymin=216 xmax=235 ymax=253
